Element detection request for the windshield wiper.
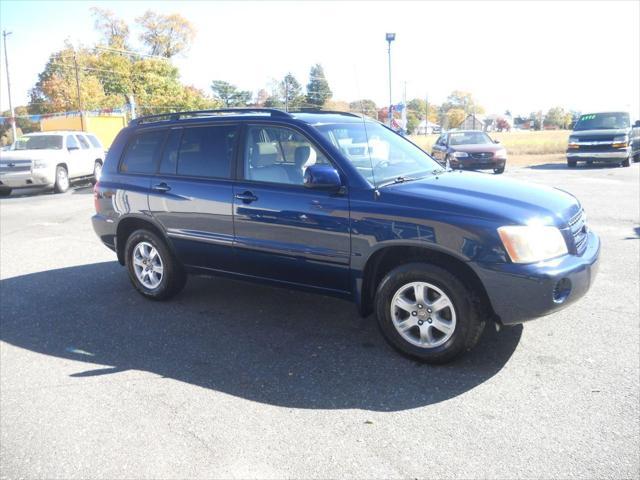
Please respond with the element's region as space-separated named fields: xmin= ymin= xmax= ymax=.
xmin=377 ymin=176 xmax=419 ymax=188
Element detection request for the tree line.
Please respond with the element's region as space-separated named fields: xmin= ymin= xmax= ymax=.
xmin=1 ymin=7 xmax=579 ymax=143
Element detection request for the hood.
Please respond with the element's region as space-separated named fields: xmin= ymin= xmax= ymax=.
xmin=0 ymin=150 xmax=38 ymax=162
xmin=449 ymin=143 xmax=504 ymax=153
xmin=381 ymin=171 xmax=580 ymax=227
xmin=570 ymin=128 xmax=629 ymax=137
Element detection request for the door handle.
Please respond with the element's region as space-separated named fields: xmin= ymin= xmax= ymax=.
xmin=235 ymin=191 xmax=258 ymax=203
xmin=152 ymin=182 xmax=171 ymax=193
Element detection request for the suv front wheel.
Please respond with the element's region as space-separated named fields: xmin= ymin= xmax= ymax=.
xmin=125 ymin=229 xmax=186 ymax=300
xmin=374 ymin=263 xmax=485 ymax=363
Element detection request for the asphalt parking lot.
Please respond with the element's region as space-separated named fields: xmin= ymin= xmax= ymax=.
xmin=1 ymin=163 xmax=638 ymax=479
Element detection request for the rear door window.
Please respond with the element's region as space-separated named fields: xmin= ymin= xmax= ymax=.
xmin=76 ymin=135 xmax=90 ymax=149
xmin=175 ymin=125 xmax=237 ymax=178
xmin=87 ymin=134 xmax=102 ymax=149
xmin=66 ymin=135 xmax=79 ymax=150
xmin=120 ymin=130 xmax=167 ymax=174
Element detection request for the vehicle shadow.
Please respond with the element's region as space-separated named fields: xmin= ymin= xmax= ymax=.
xmin=0 ymin=262 xmax=522 ymax=411
xmin=528 ymin=163 xmax=623 ymax=171
xmin=0 ymin=183 xmax=92 ymax=199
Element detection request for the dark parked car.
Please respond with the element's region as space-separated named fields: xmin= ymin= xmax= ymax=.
xmin=92 ymin=109 xmax=599 ymax=363
xmin=566 ymin=111 xmax=640 ymax=168
xmin=431 ymin=130 xmax=507 ymax=174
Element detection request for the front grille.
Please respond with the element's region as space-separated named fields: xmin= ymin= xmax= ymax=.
xmin=0 ymin=160 xmax=31 ymax=173
xmin=469 ymin=152 xmax=494 ymax=160
xmin=576 ymin=136 xmax=615 ymax=143
xmin=576 ymin=144 xmax=618 ymax=152
xmin=569 ymin=209 xmax=588 ymax=255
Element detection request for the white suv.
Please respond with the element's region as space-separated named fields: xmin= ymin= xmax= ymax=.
xmin=0 ymin=131 xmax=105 ymax=196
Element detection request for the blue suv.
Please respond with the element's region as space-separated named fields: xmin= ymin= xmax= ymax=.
xmin=92 ymin=109 xmax=600 ymax=363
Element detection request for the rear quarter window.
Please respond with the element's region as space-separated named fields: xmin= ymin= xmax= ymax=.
xmin=87 ymin=134 xmax=102 ymax=149
xmin=119 ymin=130 xmax=167 ymax=174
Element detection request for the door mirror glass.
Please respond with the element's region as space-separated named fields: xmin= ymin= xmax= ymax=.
xmin=634 ymin=120 xmax=640 ymax=128
xmin=494 ymin=139 xmax=500 ymax=144
xmin=304 ymin=164 xmax=341 ymax=190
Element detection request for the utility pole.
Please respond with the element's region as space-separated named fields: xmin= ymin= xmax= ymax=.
xmin=386 ymin=33 xmax=396 ymax=127
xmin=284 ymin=75 xmax=289 ymax=112
xmin=73 ymin=50 xmax=85 ymax=131
xmin=425 ymin=94 xmax=429 ymax=135
xmin=2 ymin=30 xmax=17 ymax=143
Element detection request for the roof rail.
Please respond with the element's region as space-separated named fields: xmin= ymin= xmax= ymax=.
xmin=290 ymin=108 xmax=362 ymax=118
xmin=130 ymin=108 xmax=292 ymax=126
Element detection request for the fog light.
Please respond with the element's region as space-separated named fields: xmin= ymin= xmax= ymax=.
xmin=553 ymin=278 xmax=572 ymax=303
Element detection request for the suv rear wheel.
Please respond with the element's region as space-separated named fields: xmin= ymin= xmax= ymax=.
xmin=124 ymin=229 xmax=186 ymax=300
xmin=374 ymin=263 xmax=485 ymax=363
xmin=0 ymin=187 xmax=11 ymax=197
xmin=91 ymin=161 xmax=102 ymax=185
xmin=567 ymin=160 xmax=577 ymax=168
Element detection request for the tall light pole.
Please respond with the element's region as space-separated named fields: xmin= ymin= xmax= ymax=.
xmin=386 ymin=33 xmax=395 ymax=127
xmin=2 ymin=30 xmax=17 ymax=143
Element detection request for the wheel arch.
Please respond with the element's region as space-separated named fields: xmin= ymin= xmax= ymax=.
xmin=358 ymin=244 xmax=496 ymax=320
xmin=115 ymin=215 xmax=174 ymax=266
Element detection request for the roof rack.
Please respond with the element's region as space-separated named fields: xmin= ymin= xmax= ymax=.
xmin=290 ymin=108 xmax=362 ymax=118
xmin=130 ymin=108 xmax=292 ymax=126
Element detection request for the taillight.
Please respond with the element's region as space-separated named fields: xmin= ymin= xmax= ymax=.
xmin=93 ymin=181 xmax=101 ymax=212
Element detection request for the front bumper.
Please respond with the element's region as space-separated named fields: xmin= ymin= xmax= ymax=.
xmin=566 ymin=149 xmax=629 ymax=162
xmin=451 ymin=158 xmax=506 ymax=170
xmin=474 ymin=230 xmax=600 ymax=325
xmin=0 ymin=169 xmax=55 ymax=189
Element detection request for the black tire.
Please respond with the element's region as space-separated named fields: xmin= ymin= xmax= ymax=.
xmin=124 ymin=229 xmax=186 ymax=300
xmin=567 ymin=160 xmax=577 ymax=168
xmin=493 ymin=166 xmax=505 ymax=174
xmin=53 ymin=165 xmax=69 ymax=193
xmin=621 ymin=156 xmax=630 ymax=167
xmin=0 ymin=187 xmax=11 ymax=197
xmin=91 ymin=161 xmax=102 ymax=185
xmin=374 ymin=262 xmax=486 ymax=364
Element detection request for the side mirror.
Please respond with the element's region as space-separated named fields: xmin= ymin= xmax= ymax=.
xmin=494 ymin=139 xmax=500 ymax=144
xmin=304 ymin=164 xmax=342 ymax=190
xmin=634 ymin=120 xmax=640 ymax=128
xmin=67 ymin=145 xmax=79 ymax=151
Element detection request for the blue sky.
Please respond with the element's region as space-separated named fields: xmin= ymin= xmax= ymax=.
xmin=1 ymin=0 xmax=639 ymax=117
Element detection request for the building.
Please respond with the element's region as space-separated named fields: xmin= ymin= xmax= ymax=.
xmin=459 ymin=114 xmax=486 ymax=131
xmin=40 ymin=114 xmax=127 ymax=149
xmin=415 ymin=120 xmax=441 ymax=135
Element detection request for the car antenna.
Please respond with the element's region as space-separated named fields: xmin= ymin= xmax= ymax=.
xmin=353 ymin=64 xmax=380 ymax=199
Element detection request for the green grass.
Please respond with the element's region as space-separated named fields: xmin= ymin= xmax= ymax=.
xmin=409 ymin=130 xmax=570 ymax=156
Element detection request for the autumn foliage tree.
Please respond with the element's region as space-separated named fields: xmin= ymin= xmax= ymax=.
xmin=136 ymin=11 xmax=196 ymax=58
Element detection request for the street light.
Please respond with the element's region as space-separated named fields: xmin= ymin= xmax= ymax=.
xmin=386 ymin=33 xmax=395 ymax=127
xmin=2 ymin=30 xmax=17 ymax=143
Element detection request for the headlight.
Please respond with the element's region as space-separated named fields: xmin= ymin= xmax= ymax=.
xmin=568 ymin=136 xmax=580 ymax=149
xmin=32 ymin=159 xmax=48 ymax=169
xmin=497 ymin=225 xmax=568 ymax=263
xmin=452 ymin=151 xmax=468 ymax=158
xmin=612 ymin=135 xmax=628 ymax=147
xmin=494 ymin=148 xmax=507 ymax=158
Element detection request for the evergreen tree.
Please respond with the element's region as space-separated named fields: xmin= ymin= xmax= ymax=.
xmin=305 ymin=64 xmax=332 ymax=108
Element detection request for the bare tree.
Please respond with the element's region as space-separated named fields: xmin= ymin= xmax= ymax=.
xmin=91 ymin=7 xmax=130 ymax=49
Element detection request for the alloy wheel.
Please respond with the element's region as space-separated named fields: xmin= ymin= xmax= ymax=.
xmin=390 ymin=281 xmax=457 ymax=348
xmin=132 ymin=241 xmax=164 ymax=289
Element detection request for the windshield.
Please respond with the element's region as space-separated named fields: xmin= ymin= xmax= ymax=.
xmin=573 ymin=112 xmax=630 ymax=131
xmin=14 ymin=135 xmax=63 ymax=150
xmin=448 ymin=131 xmax=493 ymax=145
xmin=315 ymin=122 xmax=442 ymax=186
